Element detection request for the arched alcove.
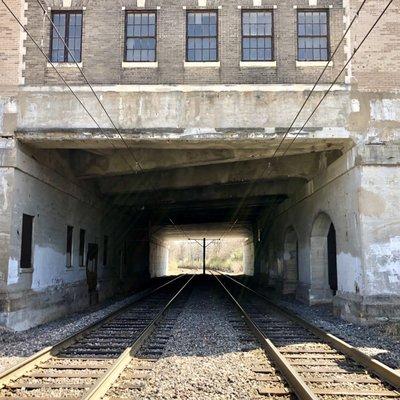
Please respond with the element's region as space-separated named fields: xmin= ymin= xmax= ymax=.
xmin=282 ymin=227 xmax=298 ymax=295
xmin=310 ymin=212 xmax=338 ymax=303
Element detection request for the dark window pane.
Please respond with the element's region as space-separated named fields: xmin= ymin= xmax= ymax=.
xmin=241 ymin=11 xmax=273 ymax=61
xmin=51 ymin=12 xmax=82 ymax=63
xmin=21 ymin=214 xmax=34 ymax=269
xmin=186 ymin=11 xmax=218 ymax=61
xmin=125 ymin=11 xmax=157 ymax=62
xmin=66 ymin=225 xmax=73 ymax=268
xmin=297 ymin=10 xmax=329 ymax=60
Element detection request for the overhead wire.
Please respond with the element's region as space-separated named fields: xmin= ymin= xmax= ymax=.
xmin=211 ymin=0 xmax=391 ymax=245
xmin=2 ymin=0 xmax=192 ymax=242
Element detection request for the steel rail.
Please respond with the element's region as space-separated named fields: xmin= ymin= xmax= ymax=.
xmin=0 ymin=274 xmax=184 ymax=389
xmin=212 ymin=273 xmax=319 ymax=400
xmin=220 ymin=272 xmax=400 ymax=391
xmin=83 ymin=274 xmax=195 ymax=399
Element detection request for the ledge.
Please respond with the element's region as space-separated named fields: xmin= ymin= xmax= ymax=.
xmin=47 ymin=62 xmax=83 ymax=68
xmin=296 ymin=60 xmax=333 ymax=67
xmin=19 ymin=267 xmax=33 ymax=273
xmin=122 ymin=61 xmax=158 ymax=69
xmin=240 ymin=61 xmax=277 ymax=68
xmin=184 ymin=61 xmax=220 ymax=68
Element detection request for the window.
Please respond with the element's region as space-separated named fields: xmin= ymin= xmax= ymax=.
xmin=242 ymin=11 xmax=273 ymax=61
xmin=297 ymin=10 xmax=329 ymax=61
xmin=125 ymin=11 xmax=157 ymax=62
xmin=103 ymin=236 xmax=109 ymax=266
xmin=186 ymin=11 xmax=218 ymax=62
xmin=20 ymin=214 xmax=34 ymax=269
xmin=50 ymin=11 xmax=83 ymax=63
xmin=66 ymin=225 xmax=73 ymax=267
xmin=79 ymin=229 xmax=85 ymax=267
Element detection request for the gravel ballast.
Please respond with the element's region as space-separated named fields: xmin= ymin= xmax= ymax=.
xmin=0 ymin=288 xmax=152 ymax=373
xmin=277 ymin=297 xmax=400 ymax=371
xmin=109 ymin=279 xmax=285 ymax=400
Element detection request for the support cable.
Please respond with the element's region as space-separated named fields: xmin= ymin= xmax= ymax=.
xmin=2 ymin=0 xmax=192 ymax=242
xmin=212 ymin=0 xmax=392 ymax=245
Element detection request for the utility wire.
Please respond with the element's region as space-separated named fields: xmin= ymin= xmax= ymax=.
xmin=279 ymin=0 xmax=394 ymax=159
xmin=2 ymin=0 xmax=191 ymax=242
xmin=213 ymin=0 xmax=391 ymax=245
xmin=35 ymin=0 xmax=192 ymax=241
xmin=1 ymin=0 xmax=136 ymax=171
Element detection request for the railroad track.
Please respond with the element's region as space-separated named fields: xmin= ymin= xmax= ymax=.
xmin=214 ymin=273 xmax=400 ymax=400
xmin=0 ymin=274 xmax=194 ymax=400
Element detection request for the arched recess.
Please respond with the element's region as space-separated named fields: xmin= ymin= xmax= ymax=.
xmin=310 ymin=212 xmax=338 ymax=303
xmin=282 ymin=227 xmax=299 ymax=295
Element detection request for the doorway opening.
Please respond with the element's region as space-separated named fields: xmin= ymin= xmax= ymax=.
xmin=86 ymin=243 xmax=99 ymax=305
xmin=327 ymin=223 xmax=338 ymax=295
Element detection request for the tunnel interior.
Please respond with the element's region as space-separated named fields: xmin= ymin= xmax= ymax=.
xmin=2 ymin=137 xmax=352 ymax=330
xmin=65 ymin=139 xmax=345 ymax=306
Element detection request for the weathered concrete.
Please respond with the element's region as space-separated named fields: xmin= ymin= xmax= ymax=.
xmin=260 ymin=145 xmax=400 ymax=323
xmin=1 ymin=0 xmax=400 ymax=329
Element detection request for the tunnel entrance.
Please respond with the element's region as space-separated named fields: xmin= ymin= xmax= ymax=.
xmin=327 ymin=223 xmax=338 ymax=295
xmin=149 ymin=224 xmax=254 ymax=277
xmin=167 ymin=238 xmax=246 ymax=275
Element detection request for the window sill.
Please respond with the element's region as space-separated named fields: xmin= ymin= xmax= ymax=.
xmin=184 ymin=61 xmax=220 ymax=68
xmin=47 ymin=62 xmax=83 ymax=68
xmin=240 ymin=61 xmax=277 ymax=68
xmin=296 ymin=60 xmax=333 ymax=67
xmin=122 ymin=61 xmax=158 ymax=69
xmin=19 ymin=267 xmax=33 ymax=274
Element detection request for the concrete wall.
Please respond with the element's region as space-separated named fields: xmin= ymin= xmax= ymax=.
xmin=243 ymin=238 xmax=254 ymax=275
xmin=149 ymin=238 xmax=169 ymax=277
xmin=261 ymin=145 xmax=400 ymax=323
xmin=0 ymin=139 xmax=118 ymax=330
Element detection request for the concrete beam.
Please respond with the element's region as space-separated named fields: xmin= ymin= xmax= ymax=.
xmin=16 ymin=128 xmax=351 ymax=151
xmin=110 ymin=179 xmax=302 ymax=206
xmin=17 ymin=85 xmax=350 ymax=134
xmin=98 ymin=152 xmax=324 ymax=194
xmin=70 ymin=148 xmax=330 ymax=177
xmin=69 ymin=145 xmax=347 ymax=177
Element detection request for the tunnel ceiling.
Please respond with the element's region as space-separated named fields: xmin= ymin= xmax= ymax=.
xmin=92 ymin=147 xmax=342 ymax=225
xmin=24 ymin=143 xmax=345 ymax=226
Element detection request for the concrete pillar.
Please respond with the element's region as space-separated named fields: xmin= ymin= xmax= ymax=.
xmin=0 ymin=139 xmax=15 ymax=303
xmin=334 ymin=162 xmax=400 ymax=322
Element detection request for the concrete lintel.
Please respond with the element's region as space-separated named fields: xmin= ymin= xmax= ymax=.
xmin=98 ymin=153 xmax=323 ymax=194
xmin=15 ymin=129 xmax=352 ymax=151
xmin=20 ymin=83 xmax=347 ymax=93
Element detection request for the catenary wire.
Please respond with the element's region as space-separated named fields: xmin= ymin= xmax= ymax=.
xmin=211 ymin=0 xmax=391 ymax=245
xmin=2 ymin=0 xmax=192 ymax=242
